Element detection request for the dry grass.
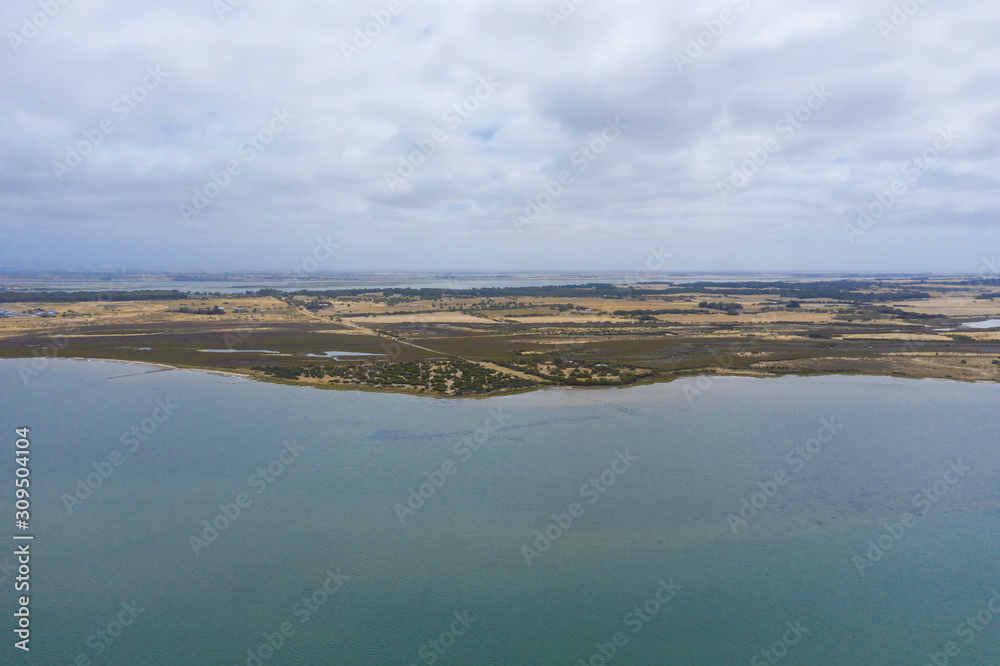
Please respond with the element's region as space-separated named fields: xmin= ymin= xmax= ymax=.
xmin=3 ymin=280 xmax=999 ymax=395
xmin=347 ymin=312 xmax=488 ymax=324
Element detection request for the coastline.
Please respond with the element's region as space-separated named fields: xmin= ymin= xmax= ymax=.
xmin=9 ymin=355 xmax=999 ymax=399
xmin=63 ymin=356 xmax=253 ymax=380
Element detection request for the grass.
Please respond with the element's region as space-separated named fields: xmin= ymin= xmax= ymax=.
xmin=2 ymin=280 xmax=999 ymax=395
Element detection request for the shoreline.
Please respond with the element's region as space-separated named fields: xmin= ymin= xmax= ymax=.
xmin=9 ymin=355 xmax=999 ymax=398
xmin=63 ymin=357 xmax=253 ymax=380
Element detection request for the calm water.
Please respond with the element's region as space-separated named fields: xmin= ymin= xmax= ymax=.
xmin=3 ymin=275 xmax=652 ymax=293
xmin=1 ymin=360 xmax=998 ymax=664
xmin=961 ymin=319 xmax=1000 ymax=329
xmin=2 ymin=272 xmax=844 ymax=294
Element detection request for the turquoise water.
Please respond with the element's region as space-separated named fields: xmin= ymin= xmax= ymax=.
xmin=1 ymin=360 xmax=998 ymax=664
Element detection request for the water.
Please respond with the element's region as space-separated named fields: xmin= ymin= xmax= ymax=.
xmin=198 ymin=349 xmax=283 ymax=354
xmin=961 ymin=319 xmax=1000 ymax=329
xmin=1 ymin=272 xmax=859 ymax=294
xmin=3 ymin=274 xmax=659 ymax=294
xmin=1 ymin=360 xmax=998 ymax=664
xmin=305 ymin=351 xmax=385 ymax=359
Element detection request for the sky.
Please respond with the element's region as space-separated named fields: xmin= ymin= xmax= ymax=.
xmin=1 ymin=0 xmax=998 ymax=274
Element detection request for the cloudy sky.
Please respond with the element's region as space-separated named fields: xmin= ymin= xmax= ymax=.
xmin=2 ymin=0 xmax=998 ymax=273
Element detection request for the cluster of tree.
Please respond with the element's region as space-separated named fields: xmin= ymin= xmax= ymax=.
xmin=257 ymin=365 xmax=307 ymax=380
xmin=255 ymin=283 xmax=653 ymax=301
xmin=249 ymin=280 xmax=936 ymax=304
xmin=1 ymin=280 xmax=940 ymax=307
xmin=348 ymin=309 xmax=440 ymax=317
xmin=303 ymin=299 xmax=331 ymax=312
xmin=613 ymin=308 xmax=705 ymax=316
xmin=847 ymin=291 xmax=931 ymax=302
xmin=444 ymin=361 xmax=532 ymax=394
xmin=958 ymin=278 xmax=1000 ymax=286
xmin=868 ymin=306 xmax=944 ymax=320
xmin=505 ymin=358 xmax=642 ymax=386
xmin=174 ymin=305 xmax=225 ymax=315
xmin=254 ymin=360 xmax=533 ymax=394
xmin=698 ymin=301 xmax=744 ymax=314
xmin=685 ymin=281 xmax=931 ymax=302
xmin=0 ymin=290 xmax=187 ymax=304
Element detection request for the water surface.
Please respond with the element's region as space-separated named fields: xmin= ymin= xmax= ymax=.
xmin=1 ymin=360 xmax=997 ymax=664
xmin=961 ymin=319 xmax=1000 ymax=329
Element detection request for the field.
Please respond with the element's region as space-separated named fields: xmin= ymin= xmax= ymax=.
xmin=2 ymin=278 xmax=999 ymax=396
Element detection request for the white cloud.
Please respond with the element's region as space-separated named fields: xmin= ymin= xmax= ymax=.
xmin=1 ymin=0 xmax=997 ymax=272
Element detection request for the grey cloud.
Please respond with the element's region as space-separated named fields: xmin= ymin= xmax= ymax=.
xmin=1 ymin=0 xmax=997 ymax=272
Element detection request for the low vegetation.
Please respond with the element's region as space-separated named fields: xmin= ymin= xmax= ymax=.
xmin=255 ymin=360 xmax=534 ymax=395
xmin=2 ymin=276 xmax=998 ymax=396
